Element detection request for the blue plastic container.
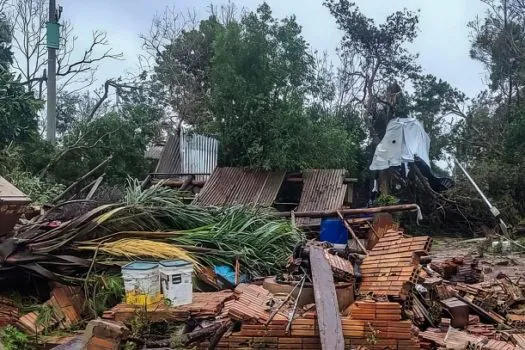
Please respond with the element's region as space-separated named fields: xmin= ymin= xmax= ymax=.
xmin=320 ymin=218 xmax=348 ymax=248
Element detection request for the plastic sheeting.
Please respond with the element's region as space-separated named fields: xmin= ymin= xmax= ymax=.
xmin=370 ymin=118 xmax=431 ymax=171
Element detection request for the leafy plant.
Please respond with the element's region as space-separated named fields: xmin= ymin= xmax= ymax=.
xmin=365 ymin=323 xmax=380 ymax=345
xmin=85 ymin=274 xmax=125 ymax=318
xmin=376 ymin=194 xmax=399 ymax=207
xmin=0 ymin=325 xmax=32 ymax=350
xmin=8 ymin=170 xmax=65 ymax=205
xmin=35 ymin=304 xmax=55 ymax=335
xmin=6 ymin=183 xmax=303 ymax=281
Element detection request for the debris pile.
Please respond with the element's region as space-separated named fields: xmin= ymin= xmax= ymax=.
xmin=3 ymin=170 xmax=525 ymax=350
xmin=17 ymin=284 xmax=84 ymax=334
xmin=96 ymin=221 xmax=525 ymax=350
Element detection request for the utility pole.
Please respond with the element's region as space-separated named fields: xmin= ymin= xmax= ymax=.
xmin=46 ymin=0 xmax=57 ymax=144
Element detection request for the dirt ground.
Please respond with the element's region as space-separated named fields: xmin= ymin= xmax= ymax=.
xmin=431 ymin=236 xmax=525 ymax=280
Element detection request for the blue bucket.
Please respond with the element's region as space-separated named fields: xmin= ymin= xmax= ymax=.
xmin=320 ymin=218 xmax=348 ymax=248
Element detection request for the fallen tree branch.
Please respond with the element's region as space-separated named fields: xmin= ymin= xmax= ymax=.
xmin=207 ymin=320 xmax=233 ymax=350
xmin=52 ymin=156 xmax=112 ymax=203
xmin=87 ymin=80 xmax=138 ymax=121
xmin=181 ymin=321 xmax=224 ymax=345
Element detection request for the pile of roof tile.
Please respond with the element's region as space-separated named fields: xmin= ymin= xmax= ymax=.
xmin=193 ymin=287 xmax=420 ymax=350
xmin=430 ymin=255 xmax=483 ymax=283
xmin=409 ymin=243 xmax=525 ymax=349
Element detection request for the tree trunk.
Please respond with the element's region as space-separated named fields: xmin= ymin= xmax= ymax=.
xmin=378 ymin=170 xmax=390 ymax=195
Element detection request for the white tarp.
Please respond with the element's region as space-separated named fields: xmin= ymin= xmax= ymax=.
xmin=370 ymin=118 xmax=430 ymax=171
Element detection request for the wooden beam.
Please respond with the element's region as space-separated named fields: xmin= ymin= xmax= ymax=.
xmin=152 ymin=179 xmax=207 ymax=187
xmin=275 ymin=204 xmax=420 ymax=218
xmin=309 ymin=246 xmax=345 ymax=350
xmin=285 ymin=177 xmax=358 ymax=184
xmin=337 ymin=211 xmax=368 ymax=255
xmin=150 ymin=172 xmax=211 ymax=176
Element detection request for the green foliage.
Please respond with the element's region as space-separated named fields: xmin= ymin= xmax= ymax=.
xmin=0 ymin=13 xmax=42 ymax=148
xmin=0 ymin=145 xmax=63 ymax=205
xmin=53 ymin=104 xmax=160 ymax=185
xmin=35 ymin=304 xmax=54 ymax=334
xmin=376 ymin=194 xmax=399 ymax=207
xmin=445 ymin=0 xmax=525 ymax=229
xmin=301 ymin=116 xmax=359 ymax=169
xmin=154 ymin=17 xmax=221 ymax=126
xmin=0 ymin=325 xmax=31 ymax=350
xmin=325 ymin=0 xmax=420 ymax=77
xmin=325 ymin=0 xmax=465 ymax=165
xmin=324 ymin=0 xmax=421 ymax=142
xmin=85 ymin=274 xmax=124 ymax=318
xmin=8 ymin=171 xmax=65 ymax=205
xmin=0 ymin=68 xmax=42 ymax=147
xmin=0 ymin=12 xmax=12 ymax=68
xmin=411 ymin=74 xmax=466 ymax=161
xmin=207 ymin=3 xmax=360 ymax=170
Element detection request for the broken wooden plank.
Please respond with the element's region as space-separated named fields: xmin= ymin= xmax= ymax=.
xmin=309 ymin=245 xmax=344 ymax=350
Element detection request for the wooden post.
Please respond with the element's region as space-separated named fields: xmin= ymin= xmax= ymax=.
xmin=337 ymin=211 xmax=368 ymax=255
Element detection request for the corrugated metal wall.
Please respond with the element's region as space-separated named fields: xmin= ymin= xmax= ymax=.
xmin=180 ymin=130 xmax=219 ymax=181
xmin=155 ymin=129 xmax=218 ymax=180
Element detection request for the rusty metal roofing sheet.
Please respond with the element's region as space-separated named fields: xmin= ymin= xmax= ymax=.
xmin=193 ymin=167 xmax=285 ymax=207
xmin=296 ymin=169 xmax=347 ymax=227
xmin=155 ymin=133 xmax=181 ymax=175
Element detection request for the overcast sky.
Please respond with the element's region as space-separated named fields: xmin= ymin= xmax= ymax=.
xmin=62 ymin=0 xmax=489 ymax=98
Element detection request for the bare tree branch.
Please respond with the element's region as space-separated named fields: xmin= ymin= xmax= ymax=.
xmin=87 ymin=80 xmax=138 ymax=122
xmin=7 ymin=0 xmax=123 ymax=96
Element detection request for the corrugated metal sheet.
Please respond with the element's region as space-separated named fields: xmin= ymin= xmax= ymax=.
xmin=180 ymin=131 xmax=219 ymax=181
xmin=296 ymin=169 xmax=347 ymax=227
xmin=155 ymin=129 xmax=218 ymax=180
xmin=155 ymin=133 xmax=181 ymax=175
xmin=193 ymin=167 xmax=285 ymax=207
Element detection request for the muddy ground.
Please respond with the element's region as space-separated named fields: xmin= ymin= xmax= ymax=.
xmin=431 ymin=237 xmax=525 ymax=279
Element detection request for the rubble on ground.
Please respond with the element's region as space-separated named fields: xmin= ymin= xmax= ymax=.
xmin=91 ymin=220 xmax=525 ymax=349
xmin=2 ymin=176 xmax=525 ymax=350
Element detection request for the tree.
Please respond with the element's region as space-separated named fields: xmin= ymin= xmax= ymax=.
xmin=0 ymin=7 xmax=41 ymax=147
xmin=51 ymin=103 xmax=161 ymax=185
xmin=411 ymin=74 xmax=467 ymax=162
xmin=324 ymin=0 xmax=421 ymax=143
xmin=5 ymin=0 xmax=122 ymax=96
xmin=153 ymin=16 xmax=222 ymax=128
xmin=470 ymin=0 xmax=525 ymax=110
xmin=207 ymin=3 xmax=360 ymax=170
xmin=144 ymin=3 xmax=361 ymax=171
xmin=0 ymin=3 xmax=11 ymax=67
